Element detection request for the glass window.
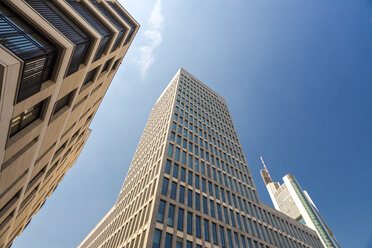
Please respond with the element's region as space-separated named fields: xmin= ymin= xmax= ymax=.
xmin=161 ymin=178 xmax=169 ymax=195
xmin=53 ymin=92 xmax=73 ymax=115
xmin=170 ymin=182 xmax=177 ymax=199
xmin=208 ymin=181 xmax=213 ymax=196
xmin=157 ymin=200 xmax=165 ymax=222
xmin=167 ymin=204 xmax=175 ymax=227
xmin=177 ymin=135 xmax=181 ymax=145
xmin=188 ymin=171 xmax=193 ymax=185
xmin=203 ymin=196 xmax=208 ymax=214
xmin=173 ymin=163 xmax=179 ymax=178
xmin=152 ymin=229 xmax=162 ymax=248
xmin=165 ymin=160 xmax=171 ymax=174
xmin=217 ymin=203 xmax=222 ymax=221
xmin=165 ymin=233 xmax=172 ymax=247
xmin=227 ymin=229 xmax=233 ymax=248
xmin=9 ymin=101 xmax=44 ymax=137
xmin=181 ymin=167 xmax=186 ymax=182
xmin=202 ymin=178 xmax=206 ymax=192
xmin=219 ymin=226 xmax=226 ymax=248
xmin=241 ymin=235 xmax=247 ymax=248
xmin=223 ymin=206 xmax=230 ymax=224
xmin=187 ymin=241 xmax=192 ymax=248
xmin=187 ymin=189 xmax=193 ymax=207
xmin=177 ymin=208 xmax=184 ymax=231
xmin=170 ymin=132 xmax=175 ymax=141
xmin=232 ymin=232 xmax=240 ymax=248
xmin=175 ymin=147 xmax=180 ymax=161
xmin=188 ymin=154 xmax=193 ymax=168
xmin=210 ymin=200 xmax=215 ymax=218
xmin=196 ymin=215 xmax=201 ymax=238
xmin=204 ymin=219 xmax=210 ymax=242
xmin=176 ymin=241 xmax=182 ymax=248
xmin=195 ymin=193 xmax=200 ymax=211
xmin=195 ymin=175 xmax=200 ymax=189
xmin=168 ymin=144 xmax=174 ymax=157
xmin=187 ymin=212 xmax=193 ymax=234
xmin=179 ymin=185 xmax=185 ymax=203
xmin=212 ymin=223 xmax=218 ymax=245
xmin=182 ymin=151 xmax=187 ymax=164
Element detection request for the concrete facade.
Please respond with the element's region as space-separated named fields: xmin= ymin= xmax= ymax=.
xmin=260 ymin=159 xmax=341 ymax=248
xmin=0 ymin=1 xmax=139 ymax=247
xmin=79 ymin=68 xmax=324 ymax=248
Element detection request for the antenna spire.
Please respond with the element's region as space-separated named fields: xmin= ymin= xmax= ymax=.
xmin=260 ymin=156 xmax=273 ymax=184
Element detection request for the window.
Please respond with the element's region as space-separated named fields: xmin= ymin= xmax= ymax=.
xmin=170 ymin=182 xmax=177 ymax=199
xmin=187 ymin=189 xmax=193 ymax=207
xmin=188 ymin=171 xmax=193 ymax=185
xmin=196 ymin=215 xmax=201 ymax=238
xmin=175 ymin=147 xmax=180 ymax=161
xmin=167 ymin=204 xmax=175 ymax=227
xmin=195 ymin=193 xmax=200 ymax=211
xmin=168 ymin=144 xmax=174 ymax=157
xmin=195 ymin=175 xmax=200 ymax=189
xmin=219 ymin=226 xmax=226 ymax=248
xmin=179 ymin=185 xmax=185 ymax=203
xmin=152 ymin=229 xmax=162 ymax=248
xmin=210 ymin=200 xmax=215 ymax=218
xmin=161 ymin=178 xmax=169 ymax=195
xmin=227 ymin=229 xmax=233 ymax=248
xmin=102 ymin=58 xmax=112 ymax=72
xmin=10 ymin=100 xmax=45 ymax=137
xmin=173 ymin=164 xmax=179 ymax=178
xmin=177 ymin=208 xmax=184 ymax=231
xmin=187 ymin=241 xmax=192 ymax=248
xmin=82 ymin=68 xmax=97 ymax=86
xmin=53 ymin=91 xmax=74 ymax=115
xmin=187 ymin=212 xmax=193 ymax=234
xmin=165 ymin=233 xmax=172 ymax=247
xmin=204 ymin=219 xmax=210 ymax=242
xmin=181 ymin=167 xmax=186 ymax=182
xmin=234 ymin=232 xmax=240 ymax=248
xmin=165 ymin=160 xmax=171 ymax=174
xmin=112 ymin=58 xmax=121 ymax=70
xmin=212 ymin=223 xmax=218 ymax=245
xmin=156 ymin=200 xmax=165 ymax=222
xmin=203 ymin=196 xmax=208 ymax=214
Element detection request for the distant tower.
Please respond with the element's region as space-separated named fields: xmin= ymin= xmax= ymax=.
xmin=260 ymin=157 xmax=341 ymax=248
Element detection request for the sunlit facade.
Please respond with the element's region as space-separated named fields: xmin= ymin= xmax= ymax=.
xmin=79 ymin=68 xmax=323 ymax=248
xmin=0 ymin=1 xmax=139 ymax=247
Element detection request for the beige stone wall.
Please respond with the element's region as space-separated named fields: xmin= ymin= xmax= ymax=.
xmin=0 ymin=1 xmax=139 ymax=247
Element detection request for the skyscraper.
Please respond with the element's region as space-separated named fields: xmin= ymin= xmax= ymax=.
xmin=79 ymin=68 xmax=324 ymax=248
xmin=0 ymin=0 xmax=139 ymax=247
xmin=260 ymin=157 xmax=340 ymax=248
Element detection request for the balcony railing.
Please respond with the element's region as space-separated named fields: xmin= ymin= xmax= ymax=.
xmin=0 ymin=5 xmax=56 ymax=103
xmin=26 ymin=0 xmax=91 ymax=76
xmin=91 ymin=0 xmax=127 ymax=52
xmin=107 ymin=2 xmax=136 ymax=45
xmin=67 ymin=0 xmax=113 ymax=61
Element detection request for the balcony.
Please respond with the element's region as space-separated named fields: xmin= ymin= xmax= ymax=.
xmin=67 ymin=0 xmax=113 ymax=61
xmin=91 ymin=0 xmax=127 ymax=52
xmin=0 ymin=4 xmax=56 ymax=103
xmin=25 ymin=0 xmax=92 ymax=76
xmin=107 ymin=2 xmax=137 ymax=45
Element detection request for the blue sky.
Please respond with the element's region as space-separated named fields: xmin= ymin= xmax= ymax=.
xmin=13 ymin=0 xmax=372 ymax=247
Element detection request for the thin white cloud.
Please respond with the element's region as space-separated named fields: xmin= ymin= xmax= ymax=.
xmin=137 ymin=0 xmax=164 ymax=78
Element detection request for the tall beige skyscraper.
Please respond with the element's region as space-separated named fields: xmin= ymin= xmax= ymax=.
xmin=79 ymin=68 xmax=324 ymax=248
xmin=0 ymin=1 xmax=139 ymax=247
xmin=260 ymin=157 xmax=341 ymax=248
